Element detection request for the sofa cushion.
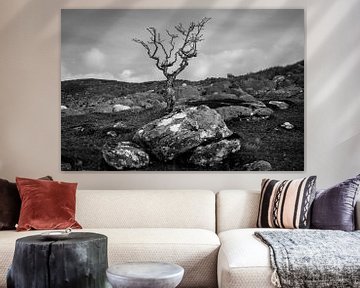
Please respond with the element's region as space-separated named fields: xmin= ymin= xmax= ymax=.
xmin=217 ymin=228 xmax=278 ymax=288
xmin=0 ymin=228 xmax=220 ymax=288
xmin=76 ymin=190 xmax=216 ymax=231
xmin=311 ymin=174 xmax=360 ymax=231
xmin=0 ymin=176 xmax=53 ymax=230
xmin=0 ymin=179 xmax=20 ymax=230
xmin=16 ymin=177 xmax=81 ymax=231
xmin=216 ymin=190 xmax=260 ymax=233
xmin=257 ymin=177 xmax=317 ymax=229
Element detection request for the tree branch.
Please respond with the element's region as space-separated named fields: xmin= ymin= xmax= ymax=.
xmin=133 ymin=17 xmax=211 ymax=78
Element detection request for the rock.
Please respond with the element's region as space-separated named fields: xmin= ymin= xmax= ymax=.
xmin=61 ymin=105 xmax=68 ymax=111
xmin=205 ymin=93 xmax=239 ymax=101
xmin=106 ymin=131 xmax=117 ymax=137
xmin=253 ymin=107 xmax=273 ymax=117
xmin=94 ymin=103 xmax=113 ymax=113
xmin=281 ymin=122 xmax=295 ymax=130
xmin=269 ymin=101 xmax=289 ymax=110
xmin=243 ymin=101 xmax=267 ymax=109
xmin=175 ymin=85 xmax=202 ymax=105
xmin=102 ymin=141 xmax=150 ymax=170
xmin=119 ymin=98 xmax=135 ymax=107
xmin=273 ymin=75 xmax=285 ymax=83
xmin=215 ymin=106 xmax=253 ymax=121
xmin=113 ymin=121 xmax=128 ymax=129
xmin=182 ymin=83 xmax=187 ymax=87
xmin=237 ymin=94 xmax=257 ymax=102
xmin=131 ymin=106 xmax=142 ymax=111
xmin=141 ymin=102 xmax=153 ymax=109
xmin=189 ymin=139 xmax=241 ymax=167
xmin=113 ymin=92 xmax=167 ymax=111
xmin=113 ymin=104 xmax=131 ymax=112
xmin=205 ymin=81 xmax=231 ymax=94
xmin=133 ymin=105 xmax=233 ymax=161
xmin=243 ymin=160 xmax=272 ymax=171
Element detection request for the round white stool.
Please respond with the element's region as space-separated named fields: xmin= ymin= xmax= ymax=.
xmin=106 ymin=262 xmax=184 ymax=288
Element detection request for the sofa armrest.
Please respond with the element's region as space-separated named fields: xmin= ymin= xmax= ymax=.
xmin=356 ymin=200 xmax=360 ymax=230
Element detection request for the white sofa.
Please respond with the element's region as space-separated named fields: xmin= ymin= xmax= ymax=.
xmin=1 ymin=189 xmax=359 ymax=288
xmin=0 ymin=190 xmax=219 ymax=288
xmin=216 ymin=190 xmax=360 ymax=288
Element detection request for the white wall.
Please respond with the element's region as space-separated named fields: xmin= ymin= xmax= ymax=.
xmin=0 ymin=0 xmax=359 ymax=190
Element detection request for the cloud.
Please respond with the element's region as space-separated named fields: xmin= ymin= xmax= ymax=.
xmin=83 ymin=48 xmax=106 ymax=70
xmin=184 ymin=48 xmax=263 ymax=80
xmin=117 ymin=69 xmax=156 ymax=83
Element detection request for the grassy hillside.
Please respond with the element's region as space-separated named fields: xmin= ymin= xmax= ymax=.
xmin=61 ymin=60 xmax=304 ymax=171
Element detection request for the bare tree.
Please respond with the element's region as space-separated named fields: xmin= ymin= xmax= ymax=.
xmin=133 ymin=17 xmax=211 ymax=112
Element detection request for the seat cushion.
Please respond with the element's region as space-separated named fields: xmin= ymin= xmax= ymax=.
xmin=0 ymin=228 xmax=220 ymax=288
xmin=218 ymin=228 xmax=282 ymax=288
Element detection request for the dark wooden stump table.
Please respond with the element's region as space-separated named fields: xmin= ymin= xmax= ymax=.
xmin=7 ymin=232 xmax=108 ymax=288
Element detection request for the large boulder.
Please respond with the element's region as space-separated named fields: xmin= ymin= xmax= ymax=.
xmin=215 ymin=106 xmax=253 ymax=121
xmin=102 ymin=141 xmax=150 ymax=170
xmin=133 ymin=105 xmax=233 ymax=161
xmin=189 ymin=139 xmax=241 ymax=167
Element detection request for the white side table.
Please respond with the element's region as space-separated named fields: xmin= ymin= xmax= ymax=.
xmin=106 ymin=262 xmax=184 ymax=288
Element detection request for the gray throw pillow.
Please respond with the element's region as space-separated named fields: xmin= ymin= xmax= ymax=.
xmin=311 ymin=174 xmax=360 ymax=231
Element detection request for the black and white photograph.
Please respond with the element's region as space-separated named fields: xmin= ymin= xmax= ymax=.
xmin=61 ymin=9 xmax=304 ymax=171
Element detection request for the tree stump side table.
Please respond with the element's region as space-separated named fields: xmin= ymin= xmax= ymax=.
xmin=7 ymin=232 xmax=108 ymax=288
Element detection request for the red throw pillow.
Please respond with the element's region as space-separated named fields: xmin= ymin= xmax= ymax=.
xmin=16 ymin=177 xmax=82 ymax=231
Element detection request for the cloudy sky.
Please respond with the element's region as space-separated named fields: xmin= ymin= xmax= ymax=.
xmin=61 ymin=9 xmax=304 ymax=82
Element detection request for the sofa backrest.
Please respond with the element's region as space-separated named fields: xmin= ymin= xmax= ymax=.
xmin=216 ymin=190 xmax=260 ymax=233
xmin=76 ymin=190 xmax=216 ymax=231
xmin=217 ymin=190 xmax=360 ymax=233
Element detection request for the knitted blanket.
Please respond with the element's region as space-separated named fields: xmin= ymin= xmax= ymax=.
xmin=255 ymin=230 xmax=360 ymax=288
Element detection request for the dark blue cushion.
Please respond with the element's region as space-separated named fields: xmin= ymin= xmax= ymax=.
xmin=311 ymin=174 xmax=360 ymax=231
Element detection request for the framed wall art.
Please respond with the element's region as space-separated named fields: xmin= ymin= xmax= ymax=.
xmin=61 ymin=9 xmax=304 ymax=171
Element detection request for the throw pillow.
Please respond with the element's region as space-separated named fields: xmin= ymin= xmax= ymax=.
xmin=16 ymin=177 xmax=82 ymax=231
xmin=257 ymin=176 xmax=317 ymax=229
xmin=0 ymin=176 xmax=53 ymax=230
xmin=311 ymin=174 xmax=360 ymax=231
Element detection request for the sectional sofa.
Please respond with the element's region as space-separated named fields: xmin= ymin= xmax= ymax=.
xmin=0 ymin=189 xmax=359 ymax=288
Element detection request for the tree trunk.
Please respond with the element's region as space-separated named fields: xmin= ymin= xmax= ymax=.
xmin=165 ymin=76 xmax=176 ymax=112
xmin=7 ymin=232 xmax=108 ymax=288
